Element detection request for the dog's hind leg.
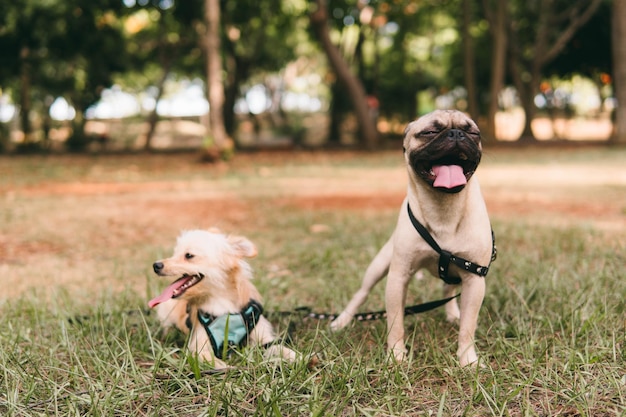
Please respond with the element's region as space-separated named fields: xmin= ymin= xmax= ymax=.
xmin=330 ymin=237 xmax=393 ymax=331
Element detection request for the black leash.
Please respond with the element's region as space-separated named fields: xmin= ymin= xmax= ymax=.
xmin=268 ymin=293 xmax=461 ymax=322
xmin=69 ymin=295 xmax=462 ymax=326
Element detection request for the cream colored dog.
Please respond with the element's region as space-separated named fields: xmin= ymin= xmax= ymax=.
xmin=330 ymin=110 xmax=494 ymax=367
xmin=149 ymin=229 xmax=297 ymax=369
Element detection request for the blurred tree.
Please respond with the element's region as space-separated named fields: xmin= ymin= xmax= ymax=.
xmin=62 ymin=1 xmax=129 ymax=151
xmin=117 ymin=0 xmax=305 ymax=152
xmin=203 ymin=0 xmax=231 ymax=160
xmin=372 ymin=2 xmax=426 ymax=122
xmin=311 ymin=0 xmax=465 ymax=146
xmin=461 ymin=0 xmax=479 ymax=121
xmin=0 ymin=0 xmax=129 ymax=150
xmin=1 ymin=1 xmax=34 ymax=143
xmin=141 ymin=12 xmax=177 ymax=151
xmin=375 ymin=2 xmax=465 ymax=120
xmin=613 ymin=0 xmax=626 ymax=143
xmin=0 ymin=0 xmax=616 ymax=152
xmin=0 ymin=0 xmax=129 ymax=151
xmin=312 ymin=0 xmax=376 ymax=146
xmin=0 ymin=0 xmax=63 ymax=144
xmin=543 ymin=1 xmax=612 ymax=78
xmin=221 ymin=0 xmax=303 ymax=137
xmin=482 ymin=0 xmax=508 ymax=141
xmin=508 ymin=0 xmax=602 ymax=142
xmin=310 ymin=0 xmax=378 ymax=148
xmin=120 ymin=2 xmax=203 ymax=151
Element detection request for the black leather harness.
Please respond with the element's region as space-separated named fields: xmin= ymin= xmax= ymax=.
xmin=407 ymin=203 xmax=496 ymax=285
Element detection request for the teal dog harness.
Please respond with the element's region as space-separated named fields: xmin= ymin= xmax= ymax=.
xmin=190 ymin=300 xmax=264 ymax=359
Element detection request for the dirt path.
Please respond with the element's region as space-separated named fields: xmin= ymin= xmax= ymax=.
xmin=7 ymin=163 xmax=625 ymax=231
xmin=1 ymin=150 xmax=624 ymax=301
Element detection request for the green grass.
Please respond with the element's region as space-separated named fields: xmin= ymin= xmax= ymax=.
xmin=2 ymin=217 xmax=624 ymax=416
xmin=1 ymin=149 xmax=625 ymax=416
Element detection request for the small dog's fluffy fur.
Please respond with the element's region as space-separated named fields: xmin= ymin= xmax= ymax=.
xmin=149 ymin=229 xmax=297 ymax=369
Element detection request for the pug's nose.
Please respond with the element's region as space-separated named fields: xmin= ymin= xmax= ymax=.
xmin=447 ymin=129 xmax=465 ymax=141
xmin=153 ymin=262 xmax=164 ymax=273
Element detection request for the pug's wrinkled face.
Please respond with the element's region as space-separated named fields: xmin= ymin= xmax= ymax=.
xmin=403 ymin=110 xmax=482 ymax=194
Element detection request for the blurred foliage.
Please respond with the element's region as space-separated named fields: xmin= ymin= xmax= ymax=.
xmin=0 ymin=0 xmax=614 ymax=151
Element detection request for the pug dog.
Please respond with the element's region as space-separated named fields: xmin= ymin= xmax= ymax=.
xmin=330 ymin=110 xmax=494 ymax=367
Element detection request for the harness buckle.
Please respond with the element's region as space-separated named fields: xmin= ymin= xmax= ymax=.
xmin=438 ymin=250 xmax=462 ymax=285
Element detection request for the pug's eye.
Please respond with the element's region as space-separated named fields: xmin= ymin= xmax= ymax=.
xmin=185 ymin=253 xmax=194 ymax=260
xmin=466 ymin=129 xmax=480 ymax=139
xmin=462 ymin=122 xmax=480 ymax=137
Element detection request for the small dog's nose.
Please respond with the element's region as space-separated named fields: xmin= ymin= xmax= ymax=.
xmin=447 ymin=129 xmax=465 ymax=141
xmin=153 ymin=262 xmax=164 ymax=273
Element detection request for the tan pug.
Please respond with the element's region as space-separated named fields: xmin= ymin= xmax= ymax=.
xmin=149 ymin=229 xmax=298 ymax=369
xmin=331 ymin=110 xmax=494 ymax=367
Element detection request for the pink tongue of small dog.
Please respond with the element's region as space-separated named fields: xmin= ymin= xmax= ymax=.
xmin=432 ymin=165 xmax=467 ymax=189
xmin=148 ymin=277 xmax=191 ymax=308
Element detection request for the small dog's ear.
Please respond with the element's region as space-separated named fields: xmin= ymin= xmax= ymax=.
xmin=228 ymin=235 xmax=258 ymax=258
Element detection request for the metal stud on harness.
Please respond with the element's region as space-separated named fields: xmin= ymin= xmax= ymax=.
xmin=406 ymin=203 xmax=497 ymax=285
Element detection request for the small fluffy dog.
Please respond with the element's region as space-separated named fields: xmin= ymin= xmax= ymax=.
xmin=149 ymin=229 xmax=297 ymax=369
xmin=330 ymin=110 xmax=495 ymax=367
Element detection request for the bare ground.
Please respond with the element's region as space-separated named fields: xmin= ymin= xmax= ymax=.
xmin=1 ymin=148 xmax=625 ymax=301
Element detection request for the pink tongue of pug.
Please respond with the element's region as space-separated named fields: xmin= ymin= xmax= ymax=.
xmin=148 ymin=277 xmax=192 ymax=308
xmin=432 ymin=165 xmax=467 ymax=189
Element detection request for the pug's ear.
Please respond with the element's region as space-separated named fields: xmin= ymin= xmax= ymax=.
xmin=228 ymin=235 xmax=258 ymax=258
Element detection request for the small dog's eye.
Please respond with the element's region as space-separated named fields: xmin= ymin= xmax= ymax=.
xmin=185 ymin=253 xmax=194 ymax=259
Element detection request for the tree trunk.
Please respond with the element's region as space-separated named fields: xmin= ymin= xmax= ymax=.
xmin=66 ymin=108 xmax=90 ymax=152
xmin=517 ymin=81 xmax=537 ymax=142
xmin=483 ymin=0 xmax=508 ymax=141
xmin=19 ymin=46 xmax=34 ymax=143
xmin=144 ymin=15 xmax=174 ymax=151
xmin=612 ymin=0 xmax=626 ymax=144
xmin=223 ymin=54 xmax=251 ymax=138
xmin=511 ymin=0 xmax=602 ymax=142
xmin=144 ymin=65 xmax=171 ymax=151
xmin=204 ymin=0 xmax=231 ymax=160
xmin=518 ymin=1 xmax=556 ymax=142
xmin=461 ymin=0 xmax=479 ymax=122
xmin=517 ymin=60 xmax=544 ymax=142
xmin=310 ymin=0 xmax=378 ymax=149
xmin=327 ymin=81 xmax=345 ymax=146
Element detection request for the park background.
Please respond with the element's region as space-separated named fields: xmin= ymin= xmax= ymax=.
xmin=1 ymin=0 xmax=625 ymax=152
xmin=0 ymin=0 xmax=625 ymax=416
